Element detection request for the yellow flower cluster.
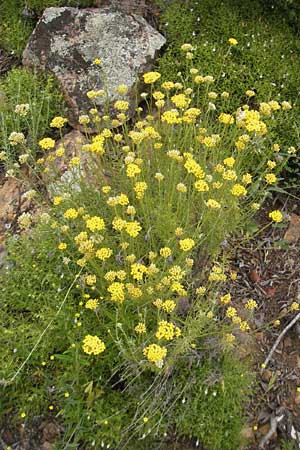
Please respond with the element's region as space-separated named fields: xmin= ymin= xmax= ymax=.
xmin=85 ymin=299 xmax=99 ymax=310
xmin=236 ymin=109 xmax=267 ymax=135
xmin=107 ymin=282 xmax=125 ymax=303
xmin=82 ymin=335 xmax=105 ymax=355
xmin=50 ymin=116 xmax=67 ymax=128
xmin=134 ymin=182 xmax=148 ymax=199
xmin=143 ymin=71 xmax=161 ymax=84
xmin=135 ymin=323 xmax=146 ymax=334
xmin=143 ymin=343 xmax=167 ymax=362
xmin=95 ymin=247 xmax=112 ymax=260
xmin=269 ymin=210 xmax=283 ymax=223
xmin=131 ymin=263 xmax=147 ymax=280
xmin=39 ymin=137 xmax=55 ymax=150
xmin=86 ymin=216 xmax=105 ymax=232
xmin=179 ymin=238 xmax=195 ymax=252
xmin=155 ymin=321 xmax=181 ymax=340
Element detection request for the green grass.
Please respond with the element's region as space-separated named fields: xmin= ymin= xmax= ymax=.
xmin=0 ymin=67 xmax=66 ymax=161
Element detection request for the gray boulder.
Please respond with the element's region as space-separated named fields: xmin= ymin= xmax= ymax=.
xmin=22 ymin=7 xmax=165 ymax=128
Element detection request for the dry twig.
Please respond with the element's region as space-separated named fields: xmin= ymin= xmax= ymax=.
xmin=262 ymin=312 xmax=300 ymax=369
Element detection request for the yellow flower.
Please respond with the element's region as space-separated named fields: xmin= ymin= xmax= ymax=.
xmin=179 ymin=238 xmax=195 ymax=252
xmin=240 ymin=321 xmax=250 ymax=331
xmin=223 ymin=157 xmax=235 ymax=167
xmin=281 ymin=101 xmax=292 ymax=110
xmin=135 ymin=323 xmax=146 ymax=334
xmin=39 ymin=137 xmax=55 ymax=150
xmin=181 ymin=43 xmax=193 ymax=51
xmin=116 ymin=84 xmax=128 ymax=95
xmin=231 ymin=184 xmax=247 ymax=197
xmin=112 ymin=217 xmax=127 ymax=231
xmin=125 ymin=221 xmax=142 ymax=237
xmin=156 ymin=320 xmax=181 ymax=340
xmin=175 ymin=227 xmax=184 ymax=237
xmin=53 ymin=196 xmax=63 ymax=206
xmin=221 ymin=91 xmax=230 ymax=99
xmin=205 ymin=199 xmax=221 ymax=209
xmin=290 ymin=302 xmax=299 ymax=311
xmin=153 ymin=91 xmax=165 ymax=100
xmin=114 ymin=100 xmax=129 ymax=111
xmin=265 ymin=173 xmax=277 ymax=184
xmin=196 ymin=286 xmax=206 ymax=296
xmin=82 ymin=335 xmax=105 ymax=355
xmin=245 ymin=299 xmax=258 ymax=310
xmin=228 ymin=37 xmax=238 ymax=45
xmin=69 ymin=156 xmax=80 ymax=166
xmin=222 ymin=169 xmax=237 ymax=181
xmin=85 ymin=274 xmax=96 ymax=286
xmin=93 ymin=58 xmax=102 ymax=65
xmin=220 ymin=293 xmax=231 ymax=304
xmin=242 ymin=173 xmax=252 ymax=185
xmin=131 ymin=263 xmax=147 ymax=280
xmin=126 ymin=163 xmax=141 ymax=178
xmin=160 ymin=247 xmax=172 ymax=258
xmin=268 ymin=100 xmax=280 ymax=111
xmin=218 ymin=113 xmax=234 ymax=125
xmin=225 ymin=333 xmax=236 ymax=344
xmin=226 ymin=306 xmax=237 ymax=318
xmin=194 ymin=180 xmax=209 ymax=192
xmin=161 ymin=110 xmax=181 ymax=124
xmin=85 ymin=299 xmax=99 ymax=310
xmin=143 ymin=344 xmax=167 ymax=363
xmin=176 ymin=183 xmax=187 ymax=193
xmin=96 ymin=247 xmax=113 ymax=260
xmin=171 ymin=93 xmax=191 ymax=109
xmin=64 ymin=208 xmax=78 ymax=220
xmin=267 ymin=160 xmax=276 ymax=170
xmin=107 ymin=282 xmax=125 ymax=303
xmin=155 ymin=172 xmax=164 ymax=181
xmin=161 ymin=300 xmax=176 ymax=313
xmin=143 ymin=71 xmax=161 ymax=84
xmin=161 ymin=81 xmax=175 ymax=91
xmin=133 ymin=181 xmax=148 ymax=200
xmin=245 ymin=90 xmax=256 ymax=97
xmin=78 ymin=115 xmax=90 ymax=125
xmin=58 ymin=242 xmax=67 ymax=250
xmin=50 ymin=116 xmax=67 ymax=128
xmin=86 ymin=216 xmax=105 ymax=232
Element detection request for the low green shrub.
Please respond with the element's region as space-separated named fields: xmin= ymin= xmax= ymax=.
xmin=0 ymin=47 xmax=295 ymax=448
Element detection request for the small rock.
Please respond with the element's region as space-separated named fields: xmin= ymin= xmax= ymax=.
xmin=261 ymin=369 xmax=272 ymax=382
xmin=249 ymin=269 xmax=261 ymax=283
xmin=294 ymin=393 xmax=300 ymax=405
xmin=284 ymin=213 xmax=300 ymax=243
xmin=1 ymin=430 xmax=14 ymax=444
xmin=240 ymin=426 xmax=255 ymax=440
xmin=42 ymin=421 xmax=60 ymax=443
xmin=283 ymin=336 xmax=293 ymax=349
xmin=264 ymin=287 xmax=276 ymax=298
xmin=42 ymin=442 xmax=54 ymax=450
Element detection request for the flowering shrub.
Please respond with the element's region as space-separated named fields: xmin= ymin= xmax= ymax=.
xmin=0 ymin=42 xmax=296 ymax=449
